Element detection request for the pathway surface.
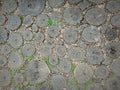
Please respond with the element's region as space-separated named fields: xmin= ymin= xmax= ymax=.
xmin=0 ymin=0 xmax=120 ymax=90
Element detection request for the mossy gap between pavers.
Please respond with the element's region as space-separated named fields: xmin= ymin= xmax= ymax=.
xmin=43 ymin=56 xmax=52 ymax=68
xmin=116 ymin=0 xmax=120 ymax=2
xmin=83 ymin=79 xmax=93 ymax=90
xmin=71 ymin=62 xmax=77 ymax=74
xmin=48 ymin=19 xmax=59 ymax=26
xmin=27 ymin=82 xmax=41 ymax=89
xmin=26 ymin=55 xmax=34 ymax=62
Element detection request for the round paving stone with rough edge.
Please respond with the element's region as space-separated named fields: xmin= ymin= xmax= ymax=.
xmin=13 ymin=73 xmax=24 ymax=84
xmin=8 ymin=51 xmax=23 ymax=70
xmin=110 ymin=59 xmax=120 ymax=77
xmin=23 ymin=15 xmax=34 ymax=27
xmin=95 ymin=66 xmax=109 ymax=79
xmin=105 ymin=41 xmax=120 ymax=59
xmin=74 ymin=63 xmax=93 ymax=84
xmin=19 ymin=0 xmax=45 ymax=16
xmin=26 ymin=60 xmax=50 ymax=83
xmin=39 ymin=44 xmax=52 ymax=57
xmin=32 ymin=24 xmax=38 ymax=32
xmin=49 ymin=55 xmax=59 ymax=66
xmin=0 ymin=28 xmax=8 ymax=44
xmin=50 ymin=75 xmax=66 ymax=90
xmin=68 ymin=46 xmax=83 ymax=61
xmin=40 ymin=82 xmax=52 ymax=90
xmin=105 ymin=77 xmax=120 ymax=90
xmin=1 ymin=44 xmax=11 ymax=55
xmin=0 ymin=14 xmax=6 ymax=26
xmin=78 ymin=0 xmax=91 ymax=11
xmin=48 ymin=0 xmax=65 ymax=8
xmin=58 ymin=58 xmax=71 ymax=73
xmin=34 ymin=32 xmax=45 ymax=43
xmin=22 ymin=44 xmax=35 ymax=57
xmin=68 ymin=0 xmax=82 ymax=4
xmin=111 ymin=14 xmax=120 ymax=28
xmin=85 ymin=7 xmax=107 ymax=26
xmin=55 ymin=45 xmax=67 ymax=57
xmin=88 ymin=0 xmax=106 ymax=4
xmin=106 ymin=0 xmax=120 ymax=13
xmin=0 ymin=55 xmax=7 ymax=67
xmin=36 ymin=14 xmax=49 ymax=27
xmin=0 ymin=69 xmax=11 ymax=87
xmin=63 ymin=29 xmax=78 ymax=44
xmin=87 ymin=83 xmax=104 ymax=90
xmin=63 ymin=7 xmax=83 ymax=25
xmin=22 ymin=30 xmax=33 ymax=41
xmin=9 ymin=32 xmax=23 ymax=49
xmin=6 ymin=15 xmax=21 ymax=30
xmin=104 ymin=29 xmax=117 ymax=41
xmin=50 ymin=11 xmax=62 ymax=22
xmin=1 ymin=0 xmax=17 ymax=14
xmin=86 ymin=47 xmax=103 ymax=65
xmin=82 ymin=26 xmax=100 ymax=42
xmin=47 ymin=26 xmax=60 ymax=38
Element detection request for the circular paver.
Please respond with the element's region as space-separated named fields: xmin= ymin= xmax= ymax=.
xmin=9 ymin=32 xmax=23 ymax=48
xmin=19 ymin=0 xmax=45 ymax=16
xmin=110 ymin=59 xmax=120 ymax=77
xmin=47 ymin=26 xmax=60 ymax=38
xmin=0 ymin=14 xmax=6 ymax=26
xmin=87 ymin=83 xmax=104 ymax=90
xmin=82 ymin=26 xmax=100 ymax=42
xmin=95 ymin=66 xmax=109 ymax=79
xmin=74 ymin=63 xmax=93 ymax=84
xmin=13 ymin=73 xmax=24 ymax=84
xmin=36 ymin=14 xmax=49 ymax=27
xmin=32 ymin=24 xmax=38 ymax=32
xmin=111 ymin=14 xmax=120 ymax=28
xmin=68 ymin=0 xmax=82 ymax=4
xmin=0 ymin=55 xmax=7 ymax=67
xmin=58 ymin=58 xmax=71 ymax=73
xmin=1 ymin=0 xmax=17 ymax=13
xmin=50 ymin=75 xmax=66 ymax=90
xmin=49 ymin=55 xmax=59 ymax=66
xmin=55 ymin=45 xmax=67 ymax=57
xmin=104 ymin=29 xmax=117 ymax=41
xmin=63 ymin=7 xmax=83 ymax=25
xmin=23 ymin=15 xmax=34 ymax=27
xmin=48 ymin=0 xmax=65 ymax=8
xmin=85 ymin=7 xmax=107 ymax=26
xmin=39 ymin=44 xmax=53 ymax=57
xmin=22 ymin=30 xmax=33 ymax=41
xmin=50 ymin=11 xmax=62 ymax=22
xmin=86 ymin=47 xmax=103 ymax=65
xmin=105 ymin=77 xmax=120 ymax=90
xmin=0 ymin=69 xmax=11 ymax=87
xmin=26 ymin=60 xmax=50 ymax=83
xmin=34 ymin=32 xmax=45 ymax=43
xmin=22 ymin=44 xmax=35 ymax=57
xmin=78 ymin=0 xmax=91 ymax=10
xmin=68 ymin=46 xmax=83 ymax=61
xmin=1 ymin=44 xmax=11 ymax=55
xmin=8 ymin=51 xmax=23 ymax=70
xmin=0 ymin=28 xmax=8 ymax=44
xmin=6 ymin=15 xmax=21 ymax=30
xmin=63 ymin=29 xmax=78 ymax=44
xmin=88 ymin=0 xmax=106 ymax=4
xmin=105 ymin=41 xmax=120 ymax=59
xmin=106 ymin=0 xmax=120 ymax=13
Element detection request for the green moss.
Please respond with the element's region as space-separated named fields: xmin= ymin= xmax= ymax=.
xmin=27 ymin=55 xmax=34 ymax=62
xmin=16 ymin=86 xmax=22 ymax=90
xmin=48 ymin=19 xmax=59 ymax=26
xmin=84 ymin=79 xmax=93 ymax=90
xmin=9 ymin=70 xmax=16 ymax=76
xmin=116 ymin=0 xmax=120 ymax=2
xmin=44 ymin=57 xmax=52 ymax=68
xmin=80 ymin=58 xmax=87 ymax=63
xmin=71 ymin=63 xmax=76 ymax=74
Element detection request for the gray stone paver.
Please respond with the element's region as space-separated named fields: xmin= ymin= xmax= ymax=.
xmin=0 ymin=0 xmax=120 ymax=90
